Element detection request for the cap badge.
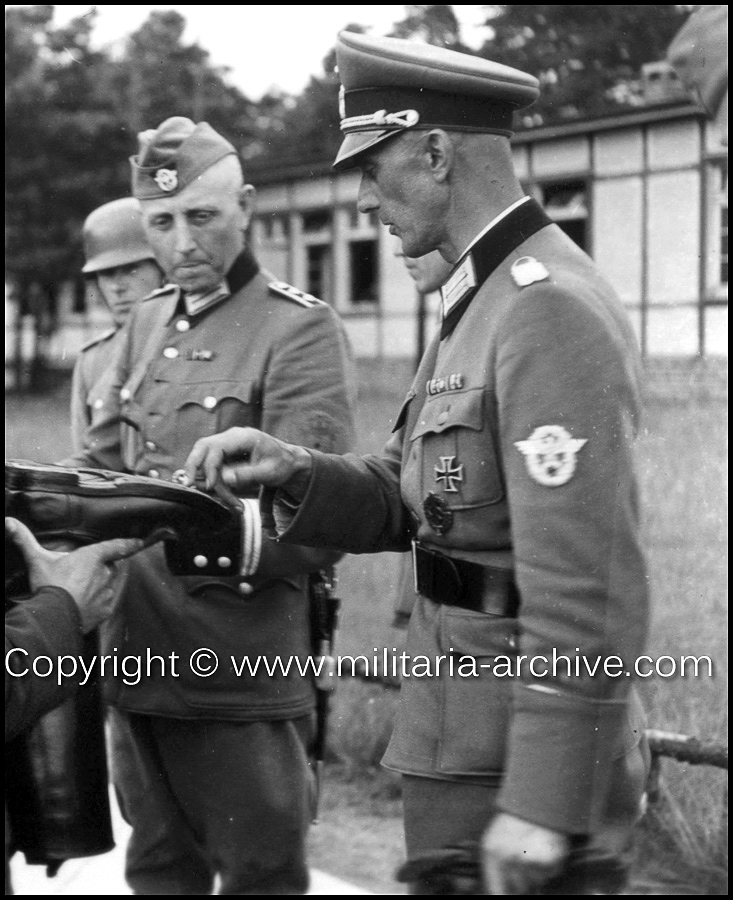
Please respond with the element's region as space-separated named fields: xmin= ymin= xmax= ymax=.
xmin=154 ymin=168 xmax=178 ymax=192
xmin=434 ymin=456 xmax=464 ymax=493
xmin=423 ymin=492 xmax=454 ymax=534
xmin=514 ymin=425 xmax=587 ymax=487
xmin=511 ymin=256 xmax=550 ymax=287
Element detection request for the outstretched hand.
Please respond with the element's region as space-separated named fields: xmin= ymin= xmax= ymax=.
xmin=184 ymin=427 xmax=313 ymax=505
xmin=5 ymin=517 xmax=145 ymax=633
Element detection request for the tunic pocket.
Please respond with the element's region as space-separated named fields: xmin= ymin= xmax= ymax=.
xmin=411 ymin=388 xmax=504 ymax=509
xmin=171 ymin=381 xmax=259 ymax=437
xmin=436 ymin=608 xmax=517 ymax=776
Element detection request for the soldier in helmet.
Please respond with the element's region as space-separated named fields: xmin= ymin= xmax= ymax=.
xmin=185 ymin=33 xmax=651 ymax=895
xmin=71 ymin=198 xmax=163 ymax=452
xmin=65 ymin=118 xmax=356 ymax=894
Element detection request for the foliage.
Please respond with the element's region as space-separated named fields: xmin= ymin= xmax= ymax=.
xmin=478 ymin=5 xmax=694 ymax=126
xmin=5 ymin=7 xmax=258 ymax=292
xmin=253 ymin=23 xmax=367 ymax=170
xmin=5 ymin=6 xmax=126 ymax=285
xmin=389 ymin=4 xmax=470 ymax=52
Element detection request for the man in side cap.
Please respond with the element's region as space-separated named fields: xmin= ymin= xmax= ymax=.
xmin=65 ymin=117 xmax=356 ymax=894
xmin=185 ymin=33 xmax=651 ymax=894
xmin=71 ymin=197 xmax=164 ymax=453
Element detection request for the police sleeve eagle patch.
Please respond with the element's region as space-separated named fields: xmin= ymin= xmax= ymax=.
xmin=514 ymin=425 xmax=587 ymax=486
xmin=268 ymin=281 xmax=324 ymax=308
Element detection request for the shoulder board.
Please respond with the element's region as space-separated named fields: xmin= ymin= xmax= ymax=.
xmin=144 ymin=283 xmax=180 ymax=302
xmin=81 ymin=327 xmax=118 ymax=352
xmin=268 ymin=280 xmax=324 ymax=308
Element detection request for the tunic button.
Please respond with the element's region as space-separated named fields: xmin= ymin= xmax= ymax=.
xmin=145 ymin=440 xmax=157 ymax=451
xmin=93 ymin=398 xmax=104 ymax=409
xmin=120 ymin=388 xmax=131 ymax=401
xmin=238 ymin=582 xmax=254 ymax=596
xmin=203 ymin=396 xmax=217 ymax=410
xmin=217 ymin=556 xmax=232 ymax=569
xmin=176 ymin=319 xmax=190 ymax=332
xmin=436 ymin=412 xmax=448 ymax=426
xmin=148 ymin=469 xmax=160 ymax=479
xmin=194 ymin=555 xmax=208 ymax=568
xmin=163 ymin=347 xmax=179 ymax=359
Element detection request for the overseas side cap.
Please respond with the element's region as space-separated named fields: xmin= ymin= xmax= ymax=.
xmin=131 ymin=116 xmax=237 ymax=199
xmin=334 ymin=32 xmax=539 ymax=170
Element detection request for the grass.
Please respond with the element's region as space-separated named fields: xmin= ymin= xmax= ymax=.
xmin=5 ymin=360 xmax=728 ymax=893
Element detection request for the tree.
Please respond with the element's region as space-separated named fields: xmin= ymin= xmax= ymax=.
xmin=120 ymin=10 xmax=258 ymax=149
xmin=6 ymin=5 xmax=130 ymax=387
xmin=5 ymin=6 xmax=259 ymax=388
xmin=390 ymin=4 xmax=471 ymax=52
xmin=479 ymin=5 xmax=694 ymax=126
xmin=251 ymin=23 xmax=368 ymax=170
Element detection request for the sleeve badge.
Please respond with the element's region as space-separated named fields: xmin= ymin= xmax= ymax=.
xmin=514 ymin=425 xmax=587 ymax=487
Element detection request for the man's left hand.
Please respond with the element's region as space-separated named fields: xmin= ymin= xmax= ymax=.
xmin=481 ymin=812 xmax=570 ymax=894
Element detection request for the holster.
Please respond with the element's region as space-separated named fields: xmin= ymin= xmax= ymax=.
xmin=3 ymin=459 xmax=241 ymax=871
xmin=5 ymin=459 xmax=243 ymax=581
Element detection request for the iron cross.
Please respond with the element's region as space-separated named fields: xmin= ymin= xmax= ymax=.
xmin=435 ymin=456 xmax=464 ymax=492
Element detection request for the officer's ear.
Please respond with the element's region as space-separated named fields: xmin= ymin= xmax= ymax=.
xmin=425 ymin=130 xmax=454 ymax=185
xmin=238 ymin=184 xmax=257 ymax=229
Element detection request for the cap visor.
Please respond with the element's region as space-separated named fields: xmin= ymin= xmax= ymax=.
xmin=332 ymin=129 xmax=404 ymax=170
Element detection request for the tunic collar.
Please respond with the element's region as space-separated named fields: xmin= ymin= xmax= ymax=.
xmin=439 ymin=197 xmax=551 ymax=339
xmin=181 ymin=248 xmax=260 ymax=317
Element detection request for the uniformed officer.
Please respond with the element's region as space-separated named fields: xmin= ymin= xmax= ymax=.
xmin=65 ymin=118 xmax=356 ymax=894
xmin=185 ymin=33 xmax=650 ymax=896
xmin=71 ymin=198 xmax=163 ymax=452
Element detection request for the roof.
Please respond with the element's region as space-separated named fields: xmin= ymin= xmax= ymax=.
xmin=246 ymin=100 xmax=708 ymax=186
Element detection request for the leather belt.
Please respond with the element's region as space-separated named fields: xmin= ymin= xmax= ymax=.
xmin=412 ymin=541 xmax=519 ymax=617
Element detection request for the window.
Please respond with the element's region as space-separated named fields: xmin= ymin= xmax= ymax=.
xmin=302 ymin=210 xmax=331 ymax=233
xmin=349 ymin=240 xmax=378 ymax=305
xmin=260 ymin=214 xmax=290 ymax=241
xmin=307 ymin=244 xmax=332 ymax=302
xmin=74 ymin=277 xmax=88 ymax=314
xmin=719 ymin=166 xmax=728 ymax=287
xmin=707 ymin=162 xmax=728 ymax=296
xmin=540 ymin=181 xmax=588 ymax=251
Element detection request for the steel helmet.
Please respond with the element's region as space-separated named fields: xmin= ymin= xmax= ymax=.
xmin=82 ymin=197 xmax=156 ymax=274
